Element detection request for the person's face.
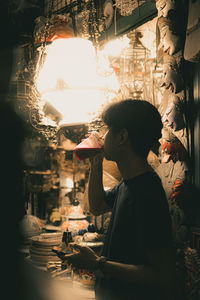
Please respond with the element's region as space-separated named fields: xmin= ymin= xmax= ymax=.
xmin=103 ymin=126 xmax=118 ymax=161
xmin=102 ymin=125 xmax=131 ymax=162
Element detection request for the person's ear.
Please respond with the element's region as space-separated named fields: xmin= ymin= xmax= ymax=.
xmin=117 ymin=128 xmax=129 ymax=146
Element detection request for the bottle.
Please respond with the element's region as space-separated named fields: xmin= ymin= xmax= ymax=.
xmin=61 ymin=230 xmax=72 ymax=254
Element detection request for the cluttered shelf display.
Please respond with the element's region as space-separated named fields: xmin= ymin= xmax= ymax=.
xmin=19 ymin=194 xmax=105 ymax=288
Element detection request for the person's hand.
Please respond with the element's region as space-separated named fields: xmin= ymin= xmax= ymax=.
xmin=62 ymin=243 xmax=99 ymax=270
xmin=89 ymin=153 xmax=104 ymax=168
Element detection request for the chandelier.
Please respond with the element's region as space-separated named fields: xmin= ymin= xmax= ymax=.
xmin=119 ymin=30 xmax=150 ymax=99
xmin=115 ymin=0 xmax=146 ymax=16
xmin=36 ymin=38 xmax=119 ymax=126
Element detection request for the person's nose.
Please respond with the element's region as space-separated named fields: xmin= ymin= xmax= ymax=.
xmin=102 ymin=130 xmax=108 ymax=141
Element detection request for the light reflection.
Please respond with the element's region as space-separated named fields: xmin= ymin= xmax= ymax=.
xmin=102 ymin=36 xmax=130 ymax=57
xmin=36 ymin=38 xmax=119 ymax=125
xmin=41 ymin=89 xmax=117 ymax=124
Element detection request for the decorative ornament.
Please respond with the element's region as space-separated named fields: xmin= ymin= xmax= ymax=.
xmin=33 ymin=14 xmax=74 ymax=45
xmin=169 ymin=179 xmax=185 ymax=201
xmin=157 ymin=16 xmax=181 ymax=55
xmin=160 ymin=53 xmax=184 ymax=94
xmin=162 ymin=93 xmax=185 ymax=131
xmin=79 ymin=4 xmax=90 ymax=39
xmin=61 ymin=201 xmax=89 ymax=236
xmin=161 ymin=128 xmax=187 ymax=163
xmin=115 ymin=0 xmax=145 ymax=17
xmin=103 ymin=0 xmax=114 ymax=29
xmin=155 ymin=0 xmax=177 ymax=18
xmin=119 ymin=30 xmax=150 ymax=99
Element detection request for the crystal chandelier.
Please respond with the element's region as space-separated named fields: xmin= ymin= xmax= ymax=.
xmin=36 ymin=38 xmax=119 ymax=126
xmin=115 ymin=0 xmax=146 ymax=16
xmin=119 ymin=30 xmax=150 ymax=99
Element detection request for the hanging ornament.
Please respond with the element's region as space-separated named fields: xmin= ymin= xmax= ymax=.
xmin=162 ymin=93 xmax=185 ymax=131
xmin=78 ymin=3 xmax=90 ymax=39
xmin=89 ymin=0 xmax=100 ymax=47
xmin=115 ymin=0 xmax=145 ymax=16
xmin=103 ymin=0 xmax=114 ymax=29
xmin=33 ymin=14 xmax=74 ymax=45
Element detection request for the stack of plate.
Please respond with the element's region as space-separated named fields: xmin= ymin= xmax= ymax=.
xmin=29 ymin=232 xmax=63 ymax=266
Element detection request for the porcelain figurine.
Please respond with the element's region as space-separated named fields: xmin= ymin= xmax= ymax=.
xmin=162 ymin=94 xmax=185 ymax=131
xmin=155 ymin=159 xmax=188 ymax=199
xmin=158 ymin=17 xmax=181 ymax=55
xmin=161 ymin=127 xmax=187 ymax=162
xmin=169 ymin=179 xmax=184 ymax=201
xmin=155 ymin=0 xmax=177 ymax=17
xmin=160 ymin=54 xmax=183 ymax=94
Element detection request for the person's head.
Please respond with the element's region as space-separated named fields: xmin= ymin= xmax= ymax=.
xmin=101 ymin=99 xmax=163 ymax=161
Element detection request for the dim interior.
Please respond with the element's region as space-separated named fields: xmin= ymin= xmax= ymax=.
xmin=17 ymin=20 xmax=164 ymax=233
xmin=1 ymin=1 xmax=200 ymax=300
xmin=13 ymin=18 xmax=166 ymax=299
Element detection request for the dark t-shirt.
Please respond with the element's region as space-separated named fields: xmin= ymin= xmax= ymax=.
xmin=95 ymin=171 xmax=173 ymax=300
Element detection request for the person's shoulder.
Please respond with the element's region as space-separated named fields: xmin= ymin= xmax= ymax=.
xmin=125 ymin=171 xmax=161 ymax=186
xmin=133 ymin=171 xmax=165 ymax=199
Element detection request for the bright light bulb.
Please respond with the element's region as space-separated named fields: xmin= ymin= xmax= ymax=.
xmin=37 ymin=38 xmax=98 ymax=93
xmin=42 ymin=88 xmax=117 ymax=124
xmin=103 ymin=36 xmax=130 ymax=57
xmin=36 ymin=37 xmax=119 ymax=125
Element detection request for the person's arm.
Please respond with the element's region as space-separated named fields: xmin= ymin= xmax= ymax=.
xmin=88 ymin=154 xmax=111 ymax=216
xmin=99 ymin=247 xmax=176 ymax=291
xmin=64 ymin=244 xmax=176 ymax=295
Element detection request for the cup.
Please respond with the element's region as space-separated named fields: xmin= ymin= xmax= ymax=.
xmin=73 ymin=131 xmax=104 ymax=161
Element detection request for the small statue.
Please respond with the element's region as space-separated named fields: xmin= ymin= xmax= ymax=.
xmin=162 ymin=93 xmax=185 ymax=131
xmin=155 ymin=0 xmax=177 ymax=17
xmin=160 ymin=54 xmax=183 ymax=94
xmin=160 ymin=127 xmax=187 ymax=163
xmin=157 ymin=16 xmax=181 ymax=55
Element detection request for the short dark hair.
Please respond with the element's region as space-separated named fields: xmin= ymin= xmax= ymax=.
xmin=101 ymin=99 xmax=163 ymax=158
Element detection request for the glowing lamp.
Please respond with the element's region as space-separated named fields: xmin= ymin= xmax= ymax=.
xmin=36 ymin=38 xmax=119 ymax=125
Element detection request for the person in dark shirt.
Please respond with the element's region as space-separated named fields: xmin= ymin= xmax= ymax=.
xmin=64 ymin=99 xmax=176 ymax=300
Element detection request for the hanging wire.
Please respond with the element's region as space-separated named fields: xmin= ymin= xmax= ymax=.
xmin=69 ymin=0 xmax=78 ymax=36
xmin=114 ymin=3 xmax=117 ymax=36
xmin=34 ymin=0 xmax=54 ymax=81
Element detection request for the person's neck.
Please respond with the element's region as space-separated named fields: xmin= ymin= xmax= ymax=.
xmin=116 ymin=152 xmax=152 ymax=180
